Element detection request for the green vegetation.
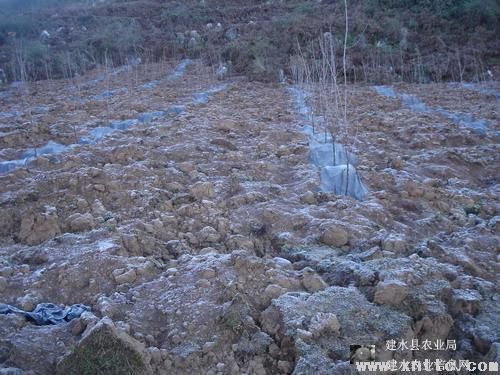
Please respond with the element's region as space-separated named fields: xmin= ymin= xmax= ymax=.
xmin=56 ymin=323 xmax=150 ymax=375
xmin=221 ymin=295 xmax=254 ymax=335
xmin=222 ymin=308 xmax=245 ymax=334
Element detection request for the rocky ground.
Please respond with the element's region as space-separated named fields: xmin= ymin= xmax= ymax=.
xmin=0 ymin=60 xmax=498 ymax=374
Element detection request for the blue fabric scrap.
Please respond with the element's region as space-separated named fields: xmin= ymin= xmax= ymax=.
xmin=0 ymin=303 xmax=90 ymax=325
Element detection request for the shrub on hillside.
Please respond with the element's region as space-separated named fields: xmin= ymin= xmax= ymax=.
xmin=86 ymin=20 xmax=144 ymax=64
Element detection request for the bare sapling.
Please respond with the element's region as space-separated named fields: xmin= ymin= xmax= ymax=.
xmin=70 ymin=52 xmax=82 ymax=144
xmin=296 ymin=40 xmax=315 ymax=134
xmin=104 ymin=49 xmax=111 ymax=118
xmin=290 ymin=0 xmax=365 ymax=199
xmin=319 ymin=32 xmax=339 ymax=166
xmin=342 ymin=0 xmax=350 ymax=195
xmin=15 ymin=39 xmax=38 ymax=161
xmin=327 ymin=32 xmax=339 ymax=166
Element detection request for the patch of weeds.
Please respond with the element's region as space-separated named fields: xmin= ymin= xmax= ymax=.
xmin=220 ymin=295 xmax=254 ymax=336
xmin=56 ymin=324 xmax=149 ymax=375
xmin=222 ymin=309 xmax=245 ymax=335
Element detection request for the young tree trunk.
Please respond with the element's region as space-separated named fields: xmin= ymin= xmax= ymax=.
xmin=342 ymin=0 xmax=350 ymax=196
xmin=332 ymin=135 xmax=336 ymax=165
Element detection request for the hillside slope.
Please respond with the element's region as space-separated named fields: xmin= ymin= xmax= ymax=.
xmin=0 ymin=0 xmax=499 ymax=83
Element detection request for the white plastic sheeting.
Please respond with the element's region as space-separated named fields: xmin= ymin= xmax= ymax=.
xmin=289 ymin=86 xmax=368 ymax=200
xmin=320 ymin=164 xmax=368 ymax=198
xmin=0 ymin=158 xmax=29 ymax=174
xmin=167 ymin=59 xmax=193 ymax=80
xmin=0 ymin=111 xmax=21 ymax=118
xmin=23 ymin=140 xmax=68 ymax=158
xmin=0 ymin=76 xmax=229 ymax=175
xmin=193 ymin=83 xmax=229 ymax=104
xmin=373 ymin=85 xmax=397 ymax=98
xmin=372 ymin=85 xmax=490 ymax=134
xmin=309 ymin=139 xmax=358 ymax=167
xmin=461 ymin=83 xmax=500 ymax=101
xmin=435 ymin=109 xmax=488 ymax=134
xmin=0 ymin=141 xmax=71 ymax=174
xmin=401 ymin=94 xmax=428 ymax=112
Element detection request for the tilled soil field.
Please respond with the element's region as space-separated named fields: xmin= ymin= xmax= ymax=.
xmin=0 ymin=60 xmax=498 ymax=374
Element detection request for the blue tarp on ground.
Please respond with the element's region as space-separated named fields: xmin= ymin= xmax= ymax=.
xmin=0 ymin=303 xmax=90 ymax=325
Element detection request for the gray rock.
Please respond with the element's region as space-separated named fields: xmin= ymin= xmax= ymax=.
xmin=190 ymin=181 xmax=215 ymax=199
xmin=264 ymin=284 xmax=286 ymax=303
xmin=374 ymin=279 xmax=409 ymax=306
xmin=272 ymin=257 xmax=292 ymax=269
xmin=236 ymin=331 xmax=273 ymax=355
xmin=68 ymin=213 xmax=95 ymax=232
xmin=322 ymin=259 xmax=377 ymax=287
xmin=471 ymin=298 xmax=500 ymax=354
xmin=113 ymin=268 xmax=137 ymax=285
xmin=301 ymin=191 xmax=317 ymax=204
xmin=358 ymin=247 xmax=382 ymax=261
xmin=381 ymin=235 xmax=407 ymax=252
xmin=309 ymin=312 xmax=340 ymax=337
xmin=413 ymin=312 xmax=454 ymax=342
xmin=198 ymin=226 xmax=220 ymax=243
xmin=261 ymin=286 xmax=413 ymax=373
xmin=449 ymin=289 xmax=481 ymax=316
xmin=320 ymin=226 xmax=349 ymax=247
xmin=18 ymin=206 xmax=61 ymax=245
xmin=301 ymin=267 xmax=328 ymax=292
